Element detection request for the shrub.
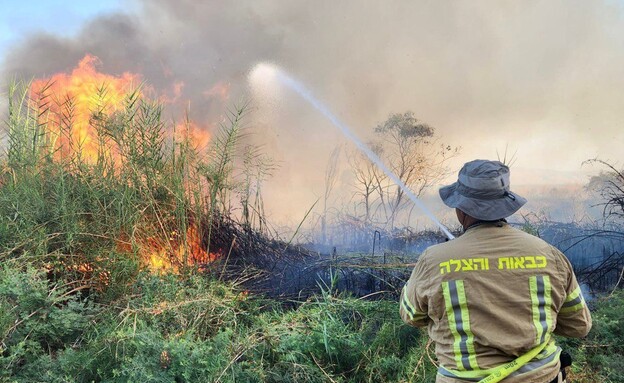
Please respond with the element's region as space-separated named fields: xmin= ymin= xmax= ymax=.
xmin=558 ymin=291 xmax=624 ymax=383
xmin=0 ymin=265 xmax=94 ymax=380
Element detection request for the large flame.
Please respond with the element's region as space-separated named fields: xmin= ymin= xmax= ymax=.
xmin=30 ymin=54 xmax=139 ymax=163
xmin=30 ymin=54 xmax=213 ymax=164
xmin=30 ymin=55 xmax=218 ymax=272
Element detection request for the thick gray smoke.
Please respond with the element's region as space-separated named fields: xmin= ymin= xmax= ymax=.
xmin=2 ymin=0 xmax=623 ymax=225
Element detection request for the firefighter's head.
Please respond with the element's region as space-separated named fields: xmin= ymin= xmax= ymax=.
xmin=439 ymin=159 xmax=527 ymax=222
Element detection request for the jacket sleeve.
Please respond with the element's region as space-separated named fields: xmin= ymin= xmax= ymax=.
xmin=553 ymin=250 xmax=592 ymax=338
xmin=400 ymin=255 xmax=431 ymax=327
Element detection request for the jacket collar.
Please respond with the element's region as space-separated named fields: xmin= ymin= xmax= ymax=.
xmin=464 ymin=219 xmax=507 ymax=233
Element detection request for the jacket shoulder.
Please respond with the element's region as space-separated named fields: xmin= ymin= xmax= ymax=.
xmin=506 ymin=226 xmax=563 ymax=252
xmin=418 ymin=237 xmax=465 ymax=262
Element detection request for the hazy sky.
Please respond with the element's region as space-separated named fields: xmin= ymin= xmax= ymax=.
xmin=0 ymin=1 xmax=127 ymax=52
xmin=1 ymin=1 xmax=623 ymax=224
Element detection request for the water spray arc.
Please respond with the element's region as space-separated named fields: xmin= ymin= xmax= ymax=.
xmin=251 ymin=64 xmax=455 ymax=241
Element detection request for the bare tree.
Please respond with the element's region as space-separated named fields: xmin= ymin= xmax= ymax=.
xmin=571 ymin=159 xmax=624 ymax=292
xmin=347 ymin=142 xmax=387 ymax=225
xmin=349 ymin=111 xmax=458 ymax=230
xmin=320 ymin=145 xmax=341 ymax=244
xmin=585 ymin=159 xmax=624 ymax=223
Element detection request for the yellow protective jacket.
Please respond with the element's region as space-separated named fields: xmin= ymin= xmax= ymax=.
xmin=400 ymin=222 xmax=592 ymax=383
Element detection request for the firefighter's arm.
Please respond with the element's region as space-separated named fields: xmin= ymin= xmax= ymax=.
xmin=554 ymin=253 xmax=592 ymax=338
xmin=400 ymin=258 xmax=430 ymax=327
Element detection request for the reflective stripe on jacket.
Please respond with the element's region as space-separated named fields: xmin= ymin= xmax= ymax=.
xmin=400 ymin=223 xmax=592 ymax=383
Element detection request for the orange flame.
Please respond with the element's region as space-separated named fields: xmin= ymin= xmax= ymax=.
xmin=144 ymin=224 xmax=221 ymax=274
xmin=29 ymin=55 xmax=219 ymax=273
xmin=175 ymin=120 xmax=212 ymax=151
xmin=161 ymin=80 xmax=185 ymax=104
xmin=30 ymin=54 xmax=213 ymax=164
xmin=30 ymin=54 xmax=139 ymax=163
xmin=203 ymin=81 xmax=230 ymax=102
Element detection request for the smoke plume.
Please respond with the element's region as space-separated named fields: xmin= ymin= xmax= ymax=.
xmin=2 ymin=0 xmax=624 ymax=225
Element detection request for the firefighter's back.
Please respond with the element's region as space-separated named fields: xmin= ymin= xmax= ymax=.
xmin=404 ymin=222 xmax=590 ymax=383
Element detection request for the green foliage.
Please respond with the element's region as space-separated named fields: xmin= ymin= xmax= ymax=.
xmin=557 ymin=291 xmax=624 ymax=383
xmin=0 ymin=258 xmax=424 ymax=382
xmin=123 ymin=273 xmax=251 ymax=340
xmin=0 ymin=265 xmax=94 ymax=380
xmin=236 ymin=292 xmax=427 ymax=383
xmin=374 ymin=111 xmax=433 ymax=140
xmin=0 ymin=260 xmax=434 ymax=382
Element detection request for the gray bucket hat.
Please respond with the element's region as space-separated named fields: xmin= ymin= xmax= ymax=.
xmin=439 ymin=159 xmax=527 ymax=221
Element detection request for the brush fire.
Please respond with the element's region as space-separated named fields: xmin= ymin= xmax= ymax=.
xmin=29 ymin=54 xmax=217 ymax=273
xmin=20 ymin=54 xmax=434 ymax=297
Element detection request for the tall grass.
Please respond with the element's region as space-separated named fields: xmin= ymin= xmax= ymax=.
xmin=0 ymin=79 xmax=255 ymax=279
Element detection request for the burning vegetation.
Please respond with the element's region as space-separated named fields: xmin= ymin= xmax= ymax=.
xmin=2 ymin=54 xmax=332 ymax=296
xmin=13 ymin=55 xmax=228 ymax=276
xmin=29 ymin=54 xmax=140 ymax=163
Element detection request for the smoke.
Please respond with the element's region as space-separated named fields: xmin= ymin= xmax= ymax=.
xmin=3 ymin=0 xmax=624 ymax=225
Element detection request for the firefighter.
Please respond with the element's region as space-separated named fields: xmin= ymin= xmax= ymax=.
xmin=400 ymin=159 xmax=591 ymax=383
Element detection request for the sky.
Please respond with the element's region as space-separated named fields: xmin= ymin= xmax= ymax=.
xmin=1 ymin=1 xmax=623 ymax=226
xmin=0 ymin=1 xmax=128 ymax=54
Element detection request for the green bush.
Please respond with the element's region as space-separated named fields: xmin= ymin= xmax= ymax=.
xmin=239 ymin=292 xmax=427 ymax=383
xmin=4 ymin=257 xmax=621 ymax=382
xmin=557 ymin=291 xmax=624 ymax=383
xmin=0 ymin=265 xmax=94 ymax=380
xmin=582 ymin=291 xmax=624 ymax=382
